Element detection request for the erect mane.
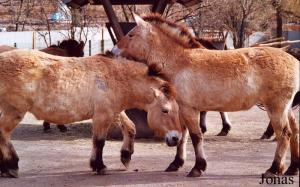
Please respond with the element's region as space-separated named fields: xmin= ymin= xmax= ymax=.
xmin=142 ymin=13 xmax=202 ymax=49
xmin=147 ymin=63 xmax=176 ymax=99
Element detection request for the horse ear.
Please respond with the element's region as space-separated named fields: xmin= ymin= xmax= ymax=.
xmin=133 ymin=13 xmax=149 ymax=28
xmin=151 ymin=87 xmax=162 ymax=98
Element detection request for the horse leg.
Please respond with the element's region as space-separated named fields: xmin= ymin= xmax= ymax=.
xmin=56 ymin=124 xmax=67 ymax=132
xmin=90 ymin=114 xmax=113 ymax=175
xmin=265 ymin=106 xmax=291 ymax=176
xmin=285 ymin=110 xmax=299 ymax=175
xmin=0 ymin=104 xmax=25 ymax=178
xmin=182 ymin=107 xmax=207 ymax=177
xmin=260 ymin=122 xmax=274 ymax=139
xmin=43 ymin=121 xmax=51 ymax=132
xmin=199 ymin=111 xmax=207 ymax=133
xmin=165 ymin=127 xmax=188 ymax=172
xmin=119 ymin=111 xmax=136 ymax=168
xmin=217 ymin=112 xmax=231 ymax=136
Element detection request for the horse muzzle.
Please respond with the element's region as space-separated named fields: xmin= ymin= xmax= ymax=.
xmin=165 ymin=130 xmax=182 ymax=147
xmin=111 ymin=46 xmax=122 ymax=56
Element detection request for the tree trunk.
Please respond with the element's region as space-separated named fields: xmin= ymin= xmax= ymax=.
xmin=276 ymin=7 xmax=283 ymax=38
xmin=237 ymin=17 xmax=246 ymax=48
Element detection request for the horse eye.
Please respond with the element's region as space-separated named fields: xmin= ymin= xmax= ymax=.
xmin=162 ymin=109 xmax=169 ymax=114
xmin=128 ymin=33 xmax=134 ymax=38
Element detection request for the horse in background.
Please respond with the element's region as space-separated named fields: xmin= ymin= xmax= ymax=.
xmin=0 ymin=39 xmax=85 ymax=132
xmin=0 ymin=49 xmax=182 ymax=177
xmin=112 ymin=13 xmax=299 ymax=177
xmin=41 ymin=39 xmax=84 ymax=57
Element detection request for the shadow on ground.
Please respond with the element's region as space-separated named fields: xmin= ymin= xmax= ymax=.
xmin=1 ymin=169 xmax=260 ymax=187
xmin=11 ymin=123 xmax=93 ymax=141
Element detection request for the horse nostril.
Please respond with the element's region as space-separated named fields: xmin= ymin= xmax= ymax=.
xmin=172 ymin=136 xmax=178 ymax=142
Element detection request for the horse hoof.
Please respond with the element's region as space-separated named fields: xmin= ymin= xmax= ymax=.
xmin=165 ymin=164 xmax=179 ymax=172
xmin=217 ymin=131 xmax=228 ymax=136
xmin=284 ymin=166 xmax=299 ymax=176
xmin=263 ymin=170 xmax=277 ymax=177
xmin=200 ymin=128 xmax=207 ymax=134
xmin=57 ymin=125 xmax=67 ymax=132
xmin=121 ymin=158 xmax=130 ymax=169
xmin=43 ymin=128 xmax=51 ymax=133
xmin=120 ymin=150 xmax=132 ymax=169
xmin=260 ymin=134 xmax=272 ymax=140
xmin=187 ymin=168 xmax=203 ymax=177
xmin=96 ymin=166 xmax=107 ymax=175
xmin=1 ymin=169 xmax=19 ymax=178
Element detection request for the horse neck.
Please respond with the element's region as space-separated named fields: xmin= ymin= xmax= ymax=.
xmin=147 ymin=45 xmax=188 ymax=77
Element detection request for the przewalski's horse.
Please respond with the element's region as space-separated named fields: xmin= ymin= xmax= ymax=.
xmin=0 ymin=39 xmax=85 ymax=132
xmin=196 ymin=38 xmax=300 ymax=139
xmin=0 ymin=43 xmax=139 ymax=168
xmin=0 ymin=49 xmax=182 ymax=178
xmin=40 ymin=39 xmax=85 ymax=57
xmin=112 ymin=14 xmax=299 ymax=177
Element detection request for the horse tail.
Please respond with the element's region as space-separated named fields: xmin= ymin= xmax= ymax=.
xmin=292 ymin=91 xmax=300 ymax=108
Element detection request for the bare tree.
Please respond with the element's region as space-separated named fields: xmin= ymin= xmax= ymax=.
xmin=29 ymin=0 xmax=59 ymax=46
xmin=59 ymin=4 xmax=93 ymax=45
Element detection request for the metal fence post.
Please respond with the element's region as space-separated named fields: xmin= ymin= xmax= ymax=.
xmin=101 ymin=28 xmax=104 ymax=53
xmin=32 ymin=32 xmax=36 ymax=49
xmin=89 ymin=40 xmax=91 ymax=56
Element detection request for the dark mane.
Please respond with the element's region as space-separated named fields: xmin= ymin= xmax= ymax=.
xmin=147 ymin=63 xmax=176 ymax=99
xmin=142 ymin=13 xmax=202 ymax=49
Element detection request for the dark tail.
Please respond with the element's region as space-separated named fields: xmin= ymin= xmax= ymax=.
xmin=292 ymin=91 xmax=300 ymax=108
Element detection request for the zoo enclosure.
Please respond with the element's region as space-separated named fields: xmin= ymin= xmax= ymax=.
xmin=0 ymin=27 xmax=114 ymax=56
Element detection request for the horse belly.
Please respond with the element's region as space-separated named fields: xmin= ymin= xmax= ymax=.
xmin=174 ymin=69 xmax=260 ymax=111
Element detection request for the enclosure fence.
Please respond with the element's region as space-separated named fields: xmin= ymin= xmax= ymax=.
xmin=0 ymin=27 xmax=115 ymax=56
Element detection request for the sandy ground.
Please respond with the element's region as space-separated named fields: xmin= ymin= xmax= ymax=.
xmin=0 ymin=107 xmax=299 ymax=187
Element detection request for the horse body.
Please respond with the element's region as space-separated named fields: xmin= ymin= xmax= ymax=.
xmin=172 ymin=47 xmax=299 ymax=112
xmin=0 ymin=50 xmax=93 ymax=124
xmin=0 ymin=49 xmax=182 ymax=177
xmin=0 ymin=39 xmax=85 ymax=132
xmin=112 ymin=14 xmax=299 ymax=177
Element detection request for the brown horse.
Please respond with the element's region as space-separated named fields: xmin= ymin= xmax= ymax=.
xmin=112 ymin=14 xmax=299 ymax=177
xmin=0 ymin=39 xmax=85 ymax=132
xmin=0 ymin=49 xmax=182 ymax=177
xmin=0 ymin=42 xmax=139 ymax=169
xmin=40 ymin=39 xmax=84 ymax=57
xmin=197 ymin=38 xmax=300 ymax=139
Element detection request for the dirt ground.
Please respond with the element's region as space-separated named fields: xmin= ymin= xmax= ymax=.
xmin=0 ymin=107 xmax=299 ymax=187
